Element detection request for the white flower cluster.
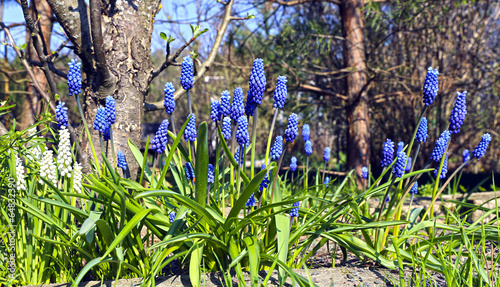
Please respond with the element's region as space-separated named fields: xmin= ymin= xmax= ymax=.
xmin=26 ymin=127 xmax=42 ymax=162
xmin=15 ymin=154 xmax=26 ymax=191
xmin=57 ymin=127 xmax=73 ymax=177
xmin=73 ymin=162 xmax=83 ymax=193
xmin=40 ymin=149 xmax=58 ymax=186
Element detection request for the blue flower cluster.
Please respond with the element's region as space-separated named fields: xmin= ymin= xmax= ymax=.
xmin=405 ymin=157 xmax=412 ymax=173
xmin=234 ymin=146 xmax=245 ymax=165
xmin=93 ymin=107 xmax=108 ymax=133
xmin=381 ymin=139 xmax=394 ymax=167
xmin=231 ymin=88 xmax=245 ymax=121
xmin=434 ymin=152 xmax=449 ymax=179
xmin=184 ymin=114 xmax=197 ymax=142
xmin=163 ymin=82 xmax=176 ymax=114
xmin=259 ymin=164 xmax=270 ymax=192
xmin=397 ymin=141 xmax=404 ymax=154
xmin=180 ymin=56 xmax=194 ymax=90
xmin=184 ymin=162 xmax=195 ymax=181
xmin=284 ymin=113 xmax=298 ymax=143
xmin=245 ymin=90 xmax=256 ymax=117
xmin=449 ymin=91 xmax=467 ymax=134
xmin=105 ymin=96 xmax=116 ymax=125
xmin=68 ymin=59 xmax=82 ymax=96
xmin=410 ymin=182 xmax=418 ymax=195
xmin=430 ymin=130 xmax=450 ymax=162
xmin=236 ymin=116 xmax=249 ymax=146
xmin=169 ymin=211 xmax=176 ymax=223
xmin=117 ymin=151 xmax=128 ymax=170
xmin=151 ymin=119 xmax=169 ymax=154
xmin=290 ymin=157 xmax=297 ymax=172
xmin=472 ymin=133 xmax=491 ymax=159
xmin=270 ymin=136 xmax=283 ymax=160
xmin=393 ymin=151 xmax=407 ymax=178
xmin=302 ymin=124 xmax=310 ymax=142
xmin=415 ymin=117 xmax=428 ymax=143
xmin=422 ymin=67 xmax=439 ymax=106
xmin=210 ymin=100 xmax=221 ymax=122
xmin=248 ymin=58 xmax=266 ymax=105
xmin=462 ymin=149 xmax=470 ymax=165
xmin=208 ymin=164 xmax=214 ymax=183
xmin=222 ymin=117 xmax=231 ymax=140
xmin=246 ymin=193 xmax=255 ymax=207
xmin=305 ymin=140 xmax=312 ymax=156
xmin=324 ymin=177 xmax=330 ymax=187
xmin=220 ymin=91 xmax=231 ymax=117
xmin=273 ymin=76 xmax=287 ymax=109
xmin=323 ymin=147 xmax=331 ymax=162
xmin=290 ymin=201 xmax=300 ymax=218
xmin=56 ymin=102 xmax=69 ymax=129
xmin=361 ymin=166 xmax=368 ymax=180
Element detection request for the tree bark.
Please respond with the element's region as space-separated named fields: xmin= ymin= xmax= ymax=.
xmin=340 ymin=0 xmax=370 ymax=182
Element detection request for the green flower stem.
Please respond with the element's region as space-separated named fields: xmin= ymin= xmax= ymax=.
xmin=429 ymin=143 xmax=450 ymax=219
xmin=405 ymin=194 xmax=415 ymax=221
xmin=250 ymin=107 xmax=259 ymax=178
xmin=170 ymin=113 xmax=177 ymax=136
xmin=109 ymin=126 xmax=116 ymax=169
xmin=374 ymin=175 xmax=397 ymax=244
xmin=405 ymin=142 xmax=421 ymax=187
xmin=322 ymin=162 xmax=327 ymax=183
xmin=270 ymin=142 xmax=288 ymax=204
xmin=152 ymin=152 xmax=158 ymax=185
xmin=305 ymin=156 xmax=309 ymax=190
xmin=264 ymin=108 xmax=279 ymax=166
xmin=187 ymin=89 xmax=193 ymax=114
xmin=236 ymin=144 xmax=243 ymax=201
xmin=75 ymin=93 xmax=101 ymax=173
xmin=190 ymin=141 xmax=196 ymax=166
xmin=98 ymin=132 xmax=105 ymax=157
xmin=214 ymin=134 xmax=221 ymax=211
xmin=375 ymin=167 xmax=386 ymax=187
xmin=405 ymin=106 xmax=428 ymax=166
xmin=105 ymin=137 xmax=109 ymax=158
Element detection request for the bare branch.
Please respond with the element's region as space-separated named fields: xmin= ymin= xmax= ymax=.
xmin=299 ymin=84 xmax=348 ymax=101
xmin=144 ymin=0 xmax=237 ymax=112
xmin=150 ymin=37 xmax=197 ymax=81
xmin=90 ymin=0 xmax=115 ymax=96
xmin=0 ymin=22 xmax=56 ymax=113
xmin=269 ymin=0 xmax=341 ymax=6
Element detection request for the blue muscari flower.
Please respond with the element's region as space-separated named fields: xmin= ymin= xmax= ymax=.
xmin=103 ymin=125 xmax=112 ymax=141
xmin=472 ymin=133 xmax=491 ymax=159
xmin=305 ymin=140 xmax=312 ymax=156
xmin=393 ymin=151 xmax=407 ymax=178
xmin=270 ymin=136 xmax=283 ymax=160
xmin=422 ymin=67 xmax=439 ymax=106
xmin=386 ymin=195 xmax=390 ymax=203
xmin=220 ymin=90 xmax=231 ymax=117
xmin=234 ymin=146 xmax=245 ymax=165
xmin=430 ymin=130 xmax=451 ymax=162
xmin=245 ymin=90 xmax=256 ymax=117
xmin=236 ymin=116 xmax=249 ymax=146
xmin=208 ymin=164 xmax=214 ymax=183
xmin=362 ymin=166 xmax=368 ymax=179
xmin=449 ymin=91 xmax=467 ymax=134
xmin=163 ymin=82 xmax=176 ymax=114
xmin=302 ymin=124 xmax=310 ymax=142
xmin=323 ymin=147 xmax=331 ymax=162
xmin=405 ymin=157 xmax=412 ymax=173
xmin=410 ymin=182 xmax=418 ymax=195
xmin=259 ymin=164 xmax=269 ymax=192
xmin=184 ymin=114 xmax=197 ymax=142
xmin=273 ymin=76 xmax=287 ymax=109
xmin=290 ymin=157 xmax=297 ymax=172
xmin=56 ymin=102 xmax=69 ymax=129
xmin=184 ymin=162 xmax=194 ymax=181
xmin=210 ymin=100 xmax=221 ymax=122
xmin=433 ymin=152 xmax=449 ymax=179
xmin=249 ymin=58 xmax=266 ymax=105
xmin=117 ymin=151 xmax=128 ymax=170
xmin=246 ymin=193 xmax=255 ymax=207
xmin=169 ymin=211 xmax=176 ymax=223
xmin=151 ymin=119 xmax=169 ymax=154
xmin=222 ymin=117 xmax=231 ymax=140
xmin=284 ymin=113 xmax=299 ymax=143
xmin=397 ymin=141 xmax=404 ymax=154
xmin=324 ymin=177 xmax=330 ymax=187
xmin=290 ymin=201 xmax=300 ymax=218
xmin=93 ymin=106 xmax=108 ymax=133
xmin=231 ymin=87 xmax=245 ymax=121
xmin=462 ymin=149 xmax=470 ymax=165
xmin=180 ymin=56 xmax=194 ymax=90
xmin=68 ymin=59 xmax=82 ymax=96
xmin=415 ymin=117 xmax=428 ymax=143
xmin=105 ymin=96 xmax=116 ymax=125
xmin=381 ymin=139 xmax=394 ymax=167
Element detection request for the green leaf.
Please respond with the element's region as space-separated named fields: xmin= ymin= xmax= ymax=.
xmin=189 ymin=240 xmax=204 ymax=287
xmin=195 ymin=122 xmax=209 ymax=207
xmin=20 ymin=43 xmax=27 ymax=50
xmin=243 ymin=234 xmax=260 ymax=287
xmin=160 ymin=32 xmax=167 ymax=41
xmin=275 ymin=214 xmax=290 ymax=284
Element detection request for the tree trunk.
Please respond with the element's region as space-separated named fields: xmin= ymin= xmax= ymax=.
xmin=78 ymin=1 xmax=159 ymax=178
xmin=340 ymin=0 xmax=370 ymax=181
xmin=21 ymin=0 xmax=53 ymax=130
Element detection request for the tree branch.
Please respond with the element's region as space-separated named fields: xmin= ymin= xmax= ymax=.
xmin=89 ymin=0 xmax=115 ymax=96
xmin=20 ymin=0 xmax=59 ymax=96
xmin=150 ymin=37 xmax=197 ymax=81
xmin=269 ymin=0 xmax=341 ymax=6
xmin=298 ymin=84 xmax=348 ymax=101
xmin=144 ymin=0 xmax=237 ymax=112
xmin=0 ymin=22 xmax=56 ymax=113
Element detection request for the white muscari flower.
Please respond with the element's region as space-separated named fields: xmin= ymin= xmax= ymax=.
xmin=40 ymin=149 xmax=57 ymax=186
xmin=73 ymin=162 xmax=83 ymax=193
xmin=15 ymin=154 xmax=26 ymax=191
xmin=26 ymin=127 xmax=43 ymax=162
xmin=57 ymin=127 xmax=73 ymax=178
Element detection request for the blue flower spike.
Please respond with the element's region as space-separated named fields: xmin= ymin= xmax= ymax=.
xmin=305 ymin=140 xmax=312 ymax=156
xmin=180 ymin=56 xmax=194 ymax=90
xmin=93 ymin=106 xmax=108 ymax=133
xmin=184 ymin=162 xmax=195 ymax=181
xmin=290 ymin=201 xmax=300 ymax=218
xmin=231 ymin=87 xmax=245 ymax=121
xmin=245 ymin=90 xmax=256 ymax=117
xmin=117 ymin=151 xmax=128 ymax=170
xmin=284 ymin=113 xmax=299 ymax=143
xmin=220 ymin=90 xmax=231 ymax=117
xmin=184 ymin=114 xmax=197 ymax=142
xmin=393 ymin=151 xmax=407 ymax=178
xmin=423 ymin=67 xmax=439 ymax=106
xmin=290 ymin=157 xmax=297 ymax=172
xmin=415 ymin=117 xmax=428 ymax=143
xmin=210 ymin=100 xmax=221 ymax=123
xmin=449 ymin=91 xmax=467 ymax=134
xmin=434 ymin=152 xmax=449 ymax=179
xmin=169 ymin=211 xmax=176 ymax=223
xmin=249 ymin=58 xmax=266 ymax=105
xmin=273 ymin=75 xmax=287 ymax=109
xmin=151 ymin=119 xmax=169 ymax=154
xmin=302 ymin=124 xmax=310 ymax=142
xmin=472 ymin=133 xmax=492 ymax=159
xmin=208 ymin=164 xmax=214 ymax=183
xmin=397 ymin=141 xmax=404 ymax=154
xmin=259 ymin=164 xmax=270 ymax=192
xmin=410 ymin=182 xmax=418 ymax=195
xmin=361 ymin=166 xmax=368 ymax=180
xmin=222 ymin=117 xmax=231 ymax=140
xmin=381 ymin=139 xmax=394 ymax=167
xmin=405 ymin=157 xmax=412 ymax=173
xmin=462 ymin=149 xmax=470 ymax=165
xmin=430 ymin=130 xmax=451 ymax=162
xmin=68 ymin=59 xmax=82 ymax=96
xmin=56 ymin=102 xmax=69 ymax=129
xmin=270 ymin=136 xmax=283 ymax=161
xmin=105 ymin=96 xmax=116 ymax=125
xmin=324 ymin=147 xmax=331 ymax=162
xmin=236 ymin=116 xmax=250 ymax=146
xmin=163 ymin=82 xmax=176 ymax=114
